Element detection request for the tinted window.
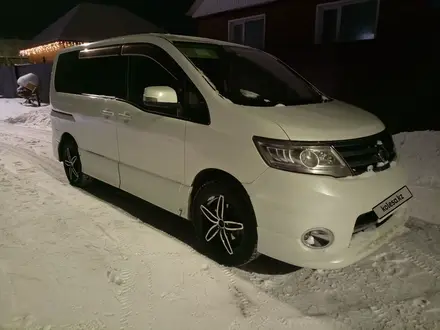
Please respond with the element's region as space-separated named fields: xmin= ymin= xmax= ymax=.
xmin=55 ymin=51 xmax=127 ymax=98
xmin=80 ymin=56 xmax=127 ymax=98
xmin=127 ymin=55 xmax=180 ymax=107
xmin=175 ymin=42 xmax=323 ymax=107
xmin=127 ymin=44 xmax=210 ymax=123
xmin=54 ymin=51 xmax=82 ymax=94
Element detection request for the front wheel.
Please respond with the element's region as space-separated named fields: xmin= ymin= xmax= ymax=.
xmin=62 ymin=141 xmax=93 ymax=187
xmin=192 ymin=181 xmax=259 ymax=266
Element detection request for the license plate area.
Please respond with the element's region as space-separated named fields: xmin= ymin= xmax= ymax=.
xmin=373 ymin=186 xmax=413 ymax=220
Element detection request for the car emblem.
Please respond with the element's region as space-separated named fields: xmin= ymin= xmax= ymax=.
xmin=376 ymin=140 xmax=390 ymax=163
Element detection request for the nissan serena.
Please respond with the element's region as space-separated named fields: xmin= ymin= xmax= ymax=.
xmin=50 ymin=33 xmax=412 ymax=268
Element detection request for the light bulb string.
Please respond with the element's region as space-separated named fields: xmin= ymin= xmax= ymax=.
xmin=19 ymin=41 xmax=84 ymax=57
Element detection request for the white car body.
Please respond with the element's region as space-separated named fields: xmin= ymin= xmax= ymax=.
xmin=50 ymin=33 xmax=411 ymax=269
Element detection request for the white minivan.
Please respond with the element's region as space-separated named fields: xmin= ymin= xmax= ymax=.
xmin=50 ymin=33 xmax=412 ymax=269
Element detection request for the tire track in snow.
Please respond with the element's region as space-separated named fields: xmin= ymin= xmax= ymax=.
xmin=0 ymin=125 xmax=52 ymax=144
xmin=0 ymin=137 xmax=307 ymax=328
xmin=301 ymin=266 xmax=390 ymax=327
xmin=308 ymin=237 xmax=428 ymax=326
xmin=310 ymin=264 xmax=436 ymax=328
xmin=251 ymin=225 xmax=440 ymax=329
xmin=0 ymin=142 xmax=141 ymax=330
xmin=240 ymin=222 xmax=438 ymax=329
xmin=332 ymin=297 xmax=434 ymax=330
xmin=118 ymin=267 xmax=136 ymax=330
xmin=328 ymin=260 xmax=402 ymax=325
xmin=0 ymin=141 xmax=200 ymax=329
xmin=141 ymin=262 xmax=154 ymax=330
xmin=222 ymin=266 xmax=256 ymax=318
xmin=0 ymin=141 xmax=66 ymax=182
xmin=0 ymin=152 xmax=110 ymax=330
xmin=0 ymin=141 xmax=227 ymax=329
xmin=388 ymin=240 xmax=440 ymax=281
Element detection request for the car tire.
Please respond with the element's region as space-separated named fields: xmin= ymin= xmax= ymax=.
xmin=192 ymin=180 xmax=259 ymax=266
xmin=62 ymin=141 xmax=93 ymax=188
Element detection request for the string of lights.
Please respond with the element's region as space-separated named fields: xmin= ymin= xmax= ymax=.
xmin=19 ymin=41 xmax=84 ymax=57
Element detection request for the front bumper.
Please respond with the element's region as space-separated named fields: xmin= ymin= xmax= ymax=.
xmin=245 ymin=163 xmax=410 ymax=269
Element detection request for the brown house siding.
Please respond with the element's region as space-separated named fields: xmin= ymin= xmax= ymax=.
xmin=195 ymin=0 xmax=432 ymax=51
xmin=196 ymin=0 xmax=330 ymax=53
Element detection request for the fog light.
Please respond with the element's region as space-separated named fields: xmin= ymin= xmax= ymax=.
xmin=301 ymin=228 xmax=334 ymax=249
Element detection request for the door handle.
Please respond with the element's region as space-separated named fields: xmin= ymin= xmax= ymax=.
xmin=118 ymin=112 xmax=132 ymax=121
xmin=101 ymin=109 xmax=114 ymax=117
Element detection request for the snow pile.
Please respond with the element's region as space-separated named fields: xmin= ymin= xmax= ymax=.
xmin=17 ymin=72 xmax=39 ymax=90
xmin=4 ymin=106 xmax=51 ymax=129
xmin=0 ymin=98 xmax=51 ymax=129
xmin=394 ymin=131 xmax=440 ymax=224
xmin=0 ymin=98 xmax=38 ymax=120
xmin=394 ymin=131 xmax=440 ymax=188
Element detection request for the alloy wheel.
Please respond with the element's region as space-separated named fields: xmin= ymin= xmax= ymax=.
xmin=63 ymin=147 xmax=80 ymax=182
xmin=200 ymin=195 xmax=245 ymax=255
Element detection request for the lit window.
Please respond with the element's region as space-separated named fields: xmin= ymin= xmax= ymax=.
xmin=315 ymin=0 xmax=380 ymax=44
xmin=228 ymin=14 xmax=265 ymax=49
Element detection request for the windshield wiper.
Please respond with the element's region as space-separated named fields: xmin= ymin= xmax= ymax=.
xmin=321 ymin=95 xmax=332 ymax=103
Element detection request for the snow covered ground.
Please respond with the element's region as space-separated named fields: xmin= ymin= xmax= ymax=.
xmin=0 ymin=98 xmax=51 ymax=130
xmin=0 ymin=98 xmax=440 ymax=329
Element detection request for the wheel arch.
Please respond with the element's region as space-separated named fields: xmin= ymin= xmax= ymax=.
xmin=188 ymin=168 xmax=257 ymax=225
xmin=58 ymin=132 xmax=77 ymax=160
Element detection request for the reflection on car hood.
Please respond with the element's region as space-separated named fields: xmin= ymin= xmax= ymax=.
xmin=247 ymin=100 xmax=385 ymax=141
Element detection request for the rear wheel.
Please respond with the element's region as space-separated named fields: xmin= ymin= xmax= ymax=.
xmin=192 ymin=181 xmax=259 ymax=266
xmin=62 ymin=141 xmax=93 ymax=187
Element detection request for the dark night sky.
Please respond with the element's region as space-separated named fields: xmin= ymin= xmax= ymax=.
xmin=0 ymin=0 xmax=196 ymax=40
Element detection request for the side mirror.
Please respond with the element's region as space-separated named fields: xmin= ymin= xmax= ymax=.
xmin=143 ymin=86 xmax=178 ymax=105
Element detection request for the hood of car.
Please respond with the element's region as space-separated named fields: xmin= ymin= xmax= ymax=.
xmin=247 ymin=100 xmax=385 ymax=141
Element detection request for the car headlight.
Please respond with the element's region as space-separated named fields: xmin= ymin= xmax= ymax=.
xmin=253 ymin=136 xmax=351 ymax=177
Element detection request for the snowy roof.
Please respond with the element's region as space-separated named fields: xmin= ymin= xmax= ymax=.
xmin=30 ymin=3 xmax=164 ymax=47
xmin=187 ymin=0 xmax=278 ymax=18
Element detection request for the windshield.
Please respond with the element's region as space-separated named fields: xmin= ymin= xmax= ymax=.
xmin=174 ymin=41 xmax=324 ymax=107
